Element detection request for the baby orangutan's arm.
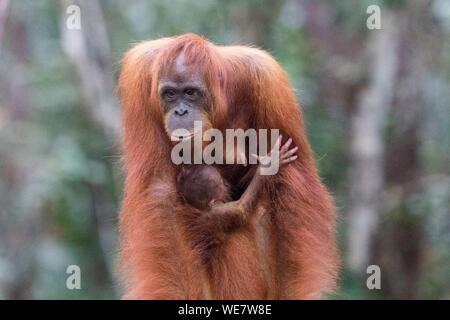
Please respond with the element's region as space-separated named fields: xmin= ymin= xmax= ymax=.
xmin=199 ymin=136 xmax=298 ymax=235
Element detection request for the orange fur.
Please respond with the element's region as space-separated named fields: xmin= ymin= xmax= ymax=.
xmin=118 ymin=34 xmax=339 ymax=299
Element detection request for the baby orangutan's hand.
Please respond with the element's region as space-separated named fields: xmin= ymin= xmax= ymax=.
xmin=251 ymin=135 xmax=298 ymax=175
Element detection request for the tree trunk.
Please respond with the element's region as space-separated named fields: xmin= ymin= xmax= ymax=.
xmin=346 ymin=12 xmax=400 ymax=272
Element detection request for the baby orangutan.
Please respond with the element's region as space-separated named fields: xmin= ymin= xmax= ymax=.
xmin=177 ymin=136 xmax=298 ymax=245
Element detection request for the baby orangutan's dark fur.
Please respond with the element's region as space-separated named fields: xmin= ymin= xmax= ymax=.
xmin=178 ymin=165 xmax=230 ymax=211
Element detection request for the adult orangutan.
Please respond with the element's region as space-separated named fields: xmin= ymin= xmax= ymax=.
xmin=118 ymin=34 xmax=339 ymax=299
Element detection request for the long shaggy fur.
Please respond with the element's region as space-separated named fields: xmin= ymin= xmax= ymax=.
xmin=118 ymin=34 xmax=339 ymax=299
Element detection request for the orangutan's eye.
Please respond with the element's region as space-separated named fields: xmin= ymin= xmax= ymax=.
xmin=162 ymin=89 xmax=177 ymax=100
